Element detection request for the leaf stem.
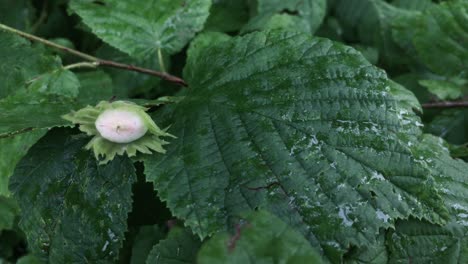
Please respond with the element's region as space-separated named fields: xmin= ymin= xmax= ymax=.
xmin=63 ymin=62 xmax=99 ymax=70
xmin=422 ymin=101 xmax=468 ymax=109
xmin=0 ymin=23 xmax=187 ymax=86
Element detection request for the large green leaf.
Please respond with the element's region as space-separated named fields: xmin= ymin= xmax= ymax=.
xmin=9 ymin=129 xmax=136 ymax=263
xmin=198 ymin=210 xmax=323 ymax=263
xmin=387 ymin=135 xmax=468 ymax=263
xmin=146 ymin=227 xmax=201 ymax=264
xmin=0 ymin=92 xmax=75 ymax=137
xmin=144 ymin=30 xmax=450 ymax=262
xmin=392 ymin=0 xmax=468 ymax=78
xmin=0 ymin=130 xmax=46 ymax=196
xmin=70 ymin=0 xmax=212 ymax=58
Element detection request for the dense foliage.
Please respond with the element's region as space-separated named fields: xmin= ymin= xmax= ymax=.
xmin=0 ymin=0 xmax=467 ymax=263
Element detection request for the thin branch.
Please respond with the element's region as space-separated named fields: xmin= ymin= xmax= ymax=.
xmin=0 ymin=23 xmax=187 ymax=86
xmin=422 ymin=101 xmax=468 ymax=109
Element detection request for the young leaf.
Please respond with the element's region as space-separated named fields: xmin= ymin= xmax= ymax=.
xmin=144 ymin=30 xmax=450 ymax=261
xmin=145 ymin=227 xmax=201 ymax=264
xmin=9 ymin=129 xmax=136 ymax=263
xmin=69 ymin=0 xmax=212 ymax=58
xmin=197 ymin=211 xmax=323 ymax=264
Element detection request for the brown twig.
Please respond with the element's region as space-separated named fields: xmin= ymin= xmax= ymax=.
xmin=422 ymin=101 xmax=468 ymax=109
xmin=0 ymin=23 xmax=187 ymax=86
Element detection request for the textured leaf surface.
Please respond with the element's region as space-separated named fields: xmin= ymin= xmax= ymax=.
xmin=387 ymin=135 xmax=468 ymax=263
xmin=145 ymin=227 xmax=200 ymax=264
xmin=0 ymin=92 xmax=75 ymax=137
xmin=144 ymin=30 xmax=450 ymax=261
xmin=70 ymin=0 xmax=212 ymax=58
xmin=9 ymin=129 xmax=136 ymax=263
xmin=0 ymin=130 xmax=46 ymax=196
xmin=29 ymin=69 xmax=80 ymax=98
xmin=198 ymin=211 xmax=323 ymax=264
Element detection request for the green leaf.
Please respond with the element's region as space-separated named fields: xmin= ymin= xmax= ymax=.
xmin=0 ymin=130 xmax=46 ymax=196
xmin=144 ymin=30 xmax=450 ymax=262
xmin=0 ymin=92 xmax=75 ymax=137
xmin=241 ymin=13 xmax=311 ymax=34
xmin=146 ymin=227 xmax=201 ymax=264
xmin=16 ymin=255 xmax=43 ymax=264
xmin=0 ymin=195 xmax=18 ymax=231
xmin=28 ymin=69 xmax=80 ymax=98
xmin=9 ymin=129 xmax=136 ymax=263
xmin=390 ymin=0 xmax=432 ymax=11
xmin=250 ymin=0 xmax=327 ymax=34
xmin=70 ymin=0 xmax=212 ymax=58
xmin=419 ymin=79 xmax=465 ymax=100
xmin=76 ymin=70 xmax=114 ymax=103
xmin=392 ymin=0 xmax=468 ymax=78
xmin=0 ymin=31 xmax=59 ymax=99
xmin=205 ymin=0 xmax=249 ymax=33
xmin=198 ymin=211 xmax=323 ymax=264
xmin=387 ymin=135 xmax=468 ymax=263
xmin=130 ymin=225 xmax=164 ymax=264
xmin=0 ymin=72 xmax=112 ymax=138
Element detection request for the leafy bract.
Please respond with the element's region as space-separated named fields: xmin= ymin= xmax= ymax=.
xmin=9 ymin=129 xmax=136 ymax=263
xmin=198 ymin=211 xmax=323 ymax=264
xmin=69 ymin=0 xmax=212 ymax=58
xmin=144 ymin=30 xmax=450 ymax=261
xmin=146 ymin=227 xmax=201 ymax=264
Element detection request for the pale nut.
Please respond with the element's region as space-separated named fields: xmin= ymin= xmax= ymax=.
xmin=95 ymin=109 xmax=148 ymax=143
